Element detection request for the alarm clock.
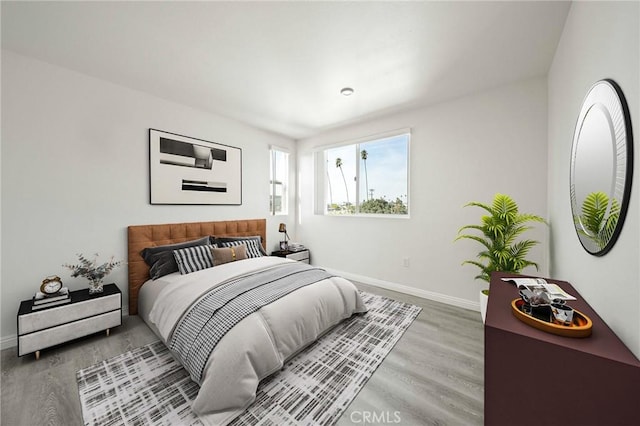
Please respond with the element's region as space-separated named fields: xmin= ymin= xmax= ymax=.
xmin=40 ymin=275 xmax=63 ymax=295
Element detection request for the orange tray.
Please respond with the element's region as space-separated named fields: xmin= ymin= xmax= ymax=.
xmin=511 ymin=298 xmax=592 ymax=338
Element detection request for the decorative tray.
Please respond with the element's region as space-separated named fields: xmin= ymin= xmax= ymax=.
xmin=511 ymin=298 xmax=592 ymax=338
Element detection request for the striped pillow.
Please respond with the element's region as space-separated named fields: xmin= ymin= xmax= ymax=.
xmin=213 ymin=236 xmax=267 ymax=256
xmin=219 ymin=239 xmax=264 ymax=258
xmin=173 ymin=244 xmax=216 ymax=275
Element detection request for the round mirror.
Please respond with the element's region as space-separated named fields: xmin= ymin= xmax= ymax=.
xmin=570 ymin=79 xmax=633 ymax=256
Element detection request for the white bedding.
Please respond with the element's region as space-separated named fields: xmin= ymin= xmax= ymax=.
xmin=139 ymin=256 xmax=367 ymax=426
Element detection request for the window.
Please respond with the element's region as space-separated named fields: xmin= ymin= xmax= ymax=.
xmin=270 ymin=147 xmax=289 ymax=215
xmin=321 ymin=131 xmax=409 ymax=216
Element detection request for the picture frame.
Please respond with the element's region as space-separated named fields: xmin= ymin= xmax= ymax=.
xmin=279 ymin=241 xmax=289 ymax=251
xmin=149 ymin=129 xmax=242 ymax=205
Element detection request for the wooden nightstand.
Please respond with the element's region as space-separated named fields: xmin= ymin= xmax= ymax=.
xmin=17 ymin=283 xmax=122 ymax=359
xmin=271 ymin=249 xmax=310 ymax=264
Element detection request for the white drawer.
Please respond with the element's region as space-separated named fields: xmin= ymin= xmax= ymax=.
xmin=287 ymin=251 xmax=309 ymax=262
xmin=18 ymin=310 xmax=121 ymax=356
xmin=19 ymin=292 xmax=121 ymax=334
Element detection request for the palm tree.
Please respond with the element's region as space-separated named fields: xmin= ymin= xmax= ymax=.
xmin=361 ymin=149 xmax=369 ymax=200
xmin=335 ymin=157 xmax=349 ymax=204
xmin=326 ymin=159 xmax=333 ymax=207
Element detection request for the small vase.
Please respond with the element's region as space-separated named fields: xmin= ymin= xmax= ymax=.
xmin=480 ymin=289 xmax=489 ymax=324
xmin=88 ymin=279 xmax=104 ymax=295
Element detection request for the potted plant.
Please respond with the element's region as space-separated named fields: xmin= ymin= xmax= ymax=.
xmin=455 ymin=193 xmax=547 ymax=322
xmin=63 ymin=253 xmax=122 ymax=294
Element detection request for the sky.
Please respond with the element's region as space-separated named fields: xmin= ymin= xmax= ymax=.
xmin=325 ymin=134 xmax=408 ymax=205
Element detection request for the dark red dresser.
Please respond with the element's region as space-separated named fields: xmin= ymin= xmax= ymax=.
xmin=485 ymin=271 xmax=640 ymax=426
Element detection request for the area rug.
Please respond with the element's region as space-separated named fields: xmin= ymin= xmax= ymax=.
xmin=77 ymin=292 xmax=421 ymax=426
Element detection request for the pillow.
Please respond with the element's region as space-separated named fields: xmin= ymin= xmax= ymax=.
xmin=211 ymin=244 xmax=248 ymax=266
xmin=173 ymin=244 xmax=216 ymax=275
xmin=213 ymin=236 xmax=266 ymax=258
xmin=141 ymin=236 xmax=210 ymax=279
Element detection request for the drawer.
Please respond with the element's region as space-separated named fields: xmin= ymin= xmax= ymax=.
xmin=19 ymin=292 xmax=121 ymax=334
xmin=287 ymin=251 xmax=309 ymax=262
xmin=18 ymin=310 xmax=121 ymax=356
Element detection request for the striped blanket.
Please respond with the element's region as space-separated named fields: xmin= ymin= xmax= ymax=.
xmin=169 ymin=262 xmax=334 ymax=384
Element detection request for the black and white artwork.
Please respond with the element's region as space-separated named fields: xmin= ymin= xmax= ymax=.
xmin=149 ymin=129 xmax=242 ymax=205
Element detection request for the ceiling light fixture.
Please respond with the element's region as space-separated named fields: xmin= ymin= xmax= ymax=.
xmin=340 ymin=87 xmax=354 ymax=96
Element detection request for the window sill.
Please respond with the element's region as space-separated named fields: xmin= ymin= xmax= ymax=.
xmin=321 ymin=212 xmax=411 ymax=219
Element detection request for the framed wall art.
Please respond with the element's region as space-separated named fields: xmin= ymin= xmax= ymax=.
xmin=149 ymin=129 xmax=242 ymax=205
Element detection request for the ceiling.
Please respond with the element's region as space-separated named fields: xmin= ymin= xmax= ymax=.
xmin=1 ymin=1 xmax=571 ymax=139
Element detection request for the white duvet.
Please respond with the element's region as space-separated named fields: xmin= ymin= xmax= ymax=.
xmin=142 ymin=256 xmax=367 ymax=426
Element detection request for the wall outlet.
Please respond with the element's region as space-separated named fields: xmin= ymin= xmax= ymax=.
xmin=402 ymin=257 xmax=410 ymax=268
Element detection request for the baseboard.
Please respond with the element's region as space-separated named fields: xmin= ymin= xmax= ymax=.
xmin=325 ymin=268 xmax=480 ymax=312
xmin=1 ymin=334 xmax=17 ymax=350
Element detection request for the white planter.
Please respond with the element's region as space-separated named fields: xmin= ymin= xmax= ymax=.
xmin=479 ymin=289 xmax=489 ymax=324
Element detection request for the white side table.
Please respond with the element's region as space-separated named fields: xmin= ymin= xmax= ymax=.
xmin=271 ymin=249 xmax=310 ymax=264
xmin=17 ymin=283 xmax=122 ymax=359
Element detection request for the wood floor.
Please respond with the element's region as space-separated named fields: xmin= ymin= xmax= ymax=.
xmin=1 ymin=283 xmax=484 ymax=426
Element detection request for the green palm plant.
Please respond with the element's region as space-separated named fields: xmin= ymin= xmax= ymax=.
xmin=455 ymin=193 xmax=547 ymax=283
xmin=574 ymin=191 xmax=620 ymax=250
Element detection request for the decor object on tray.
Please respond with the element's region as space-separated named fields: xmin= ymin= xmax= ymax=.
xmin=63 ymin=253 xmax=122 ymax=294
xmin=511 ymin=298 xmax=592 ymax=338
xmin=77 ymin=291 xmax=421 ymax=426
xmin=149 ymin=129 xmax=242 ymax=205
xmin=455 ymin=193 xmax=547 ymax=322
xmin=511 ymin=280 xmax=591 ymax=337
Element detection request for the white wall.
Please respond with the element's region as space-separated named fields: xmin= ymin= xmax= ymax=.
xmin=297 ymin=77 xmax=549 ymax=309
xmin=548 ymin=1 xmax=640 ymax=358
xmin=1 ymin=51 xmax=296 ymax=347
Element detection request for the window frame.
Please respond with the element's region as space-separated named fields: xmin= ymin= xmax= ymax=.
xmin=269 ymin=145 xmax=290 ymax=216
xmin=315 ymin=129 xmax=411 ymax=218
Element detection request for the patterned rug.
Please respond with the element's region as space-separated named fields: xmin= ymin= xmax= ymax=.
xmin=77 ymin=292 xmax=421 ymax=426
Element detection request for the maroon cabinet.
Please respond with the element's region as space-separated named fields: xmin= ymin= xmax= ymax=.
xmin=485 ymin=272 xmax=640 ymax=426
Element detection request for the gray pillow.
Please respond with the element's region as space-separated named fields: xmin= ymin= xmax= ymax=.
xmin=141 ymin=236 xmax=210 ymax=279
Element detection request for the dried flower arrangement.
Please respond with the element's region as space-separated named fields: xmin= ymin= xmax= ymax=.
xmin=63 ymin=253 xmax=122 ymax=294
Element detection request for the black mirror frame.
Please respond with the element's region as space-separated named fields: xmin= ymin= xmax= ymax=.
xmin=569 ymin=79 xmax=633 ymax=256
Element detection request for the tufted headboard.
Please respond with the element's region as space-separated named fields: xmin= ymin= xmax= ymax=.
xmin=127 ymin=218 xmax=266 ymax=315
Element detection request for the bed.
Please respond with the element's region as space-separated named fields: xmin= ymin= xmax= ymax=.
xmin=128 ymin=219 xmax=366 ymax=426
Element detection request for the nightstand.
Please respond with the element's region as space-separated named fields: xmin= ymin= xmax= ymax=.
xmin=271 ymin=249 xmax=310 ymax=264
xmin=17 ymin=283 xmax=122 ymax=359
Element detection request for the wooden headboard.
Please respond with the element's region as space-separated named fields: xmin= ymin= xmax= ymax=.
xmin=127 ymin=218 xmax=266 ymax=315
